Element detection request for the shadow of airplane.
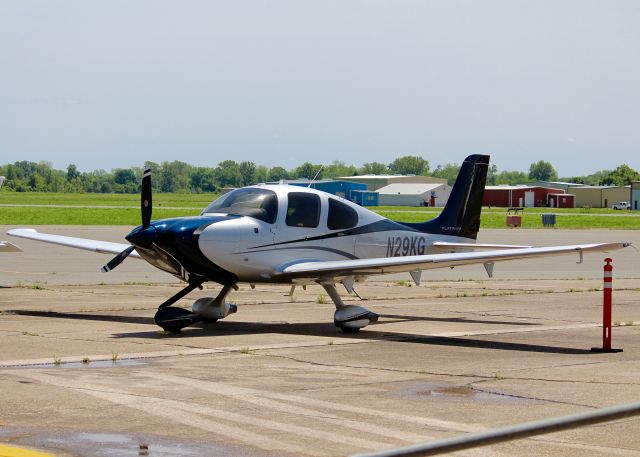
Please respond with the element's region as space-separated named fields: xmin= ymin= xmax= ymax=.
xmin=10 ymin=309 xmax=592 ymax=355
xmin=377 ymin=314 xmax=540 ymax=326
xmin=10 ymin=310 xmax=153 ymax=325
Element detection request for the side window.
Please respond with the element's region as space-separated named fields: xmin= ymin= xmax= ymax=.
xmin=286 ymin=192 xmax=320 ymax=228
xmin=327 ymin=198 xmax=358 ymax=230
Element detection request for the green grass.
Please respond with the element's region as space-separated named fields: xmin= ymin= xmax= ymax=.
xmin=0 ymin=207 xmax=202 ymax=225
xmin=0 ymin=192 xmax=219 ymax=208
xmin=1 ymin=192 xmax=639 ymax=228
xmin=372 ymin=205 xmax=630 ymax=215
xmin=379 ymin=209 xmax=640 ymax=229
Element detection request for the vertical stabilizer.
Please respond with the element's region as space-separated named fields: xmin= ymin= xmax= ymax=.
xmin=401 ymin=154 xmax=489 ymax=240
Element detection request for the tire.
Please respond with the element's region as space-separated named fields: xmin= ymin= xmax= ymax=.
xmin=339 ymin=326 xmax=361 ymax=334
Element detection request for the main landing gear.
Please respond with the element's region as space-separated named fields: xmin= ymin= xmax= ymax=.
xmin=154 ymin=281 xmax=237 ymax=333
xmin=321 ymin=283 xmax=378 ymax=333
xmin=153 ymin=281 xmax=376 ymax=334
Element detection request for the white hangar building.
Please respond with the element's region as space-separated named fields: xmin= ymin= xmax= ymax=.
xmin=377 ymin=183 xmax=452 ymax=207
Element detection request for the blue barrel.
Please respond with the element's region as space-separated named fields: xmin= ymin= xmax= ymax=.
xmin=542 ymin=213 xmax=556 ymax=227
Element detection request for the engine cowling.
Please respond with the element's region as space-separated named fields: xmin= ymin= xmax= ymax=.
xmin=192 ymin=297 xmax=238 ymax=320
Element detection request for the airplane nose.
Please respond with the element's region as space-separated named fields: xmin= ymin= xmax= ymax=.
xmin=125 ymin=225 xmax=158 ymax=248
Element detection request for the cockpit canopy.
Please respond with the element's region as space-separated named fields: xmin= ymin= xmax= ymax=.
xmin=202 ymin=186 xmax=360 ymax=230
xmin=202 ymin=188 xmax=278 ymax=223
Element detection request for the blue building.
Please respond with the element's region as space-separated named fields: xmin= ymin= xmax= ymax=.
xmin=350 ymin=190 xmax=379 ymax=206
xmin=278 ymin=180 xmax=378 ymax=206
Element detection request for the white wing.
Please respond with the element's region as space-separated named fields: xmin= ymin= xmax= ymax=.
xmin=0 ymin=241 xmax=22 ymax=252
xmin=7 ymin=228 xmax=140 ymax=258
xmin=432 ymin=241 xmax=532 ymax=252
xmin=276 ymin=242 xmax=630 ymax=281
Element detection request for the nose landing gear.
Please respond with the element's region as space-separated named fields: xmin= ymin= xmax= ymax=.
xmin=153 ymin=280 xmax=237 ymax=333
xmin=154 ymin=306 xmax=203 ymax=334
xmin=192 ymin=284 xmax=238 ymax=322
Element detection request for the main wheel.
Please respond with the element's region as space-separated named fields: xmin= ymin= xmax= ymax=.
xmin=334 ymin=305 xmax=379 ymax=333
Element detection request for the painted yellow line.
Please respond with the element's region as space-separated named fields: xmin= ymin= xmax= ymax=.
xmin=0 ymin=444 xmax=55 ymax=457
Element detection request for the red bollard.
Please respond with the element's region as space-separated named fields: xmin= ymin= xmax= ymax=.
xmin=592 ymin=258 xmax=623 ymax=353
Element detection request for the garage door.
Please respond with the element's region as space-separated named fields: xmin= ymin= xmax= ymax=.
xmin=525 ymin=191 xmax=535 ymax=207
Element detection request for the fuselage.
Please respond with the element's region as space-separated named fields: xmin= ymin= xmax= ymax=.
xmin=129 ymin=184 xmax=474 ymax=285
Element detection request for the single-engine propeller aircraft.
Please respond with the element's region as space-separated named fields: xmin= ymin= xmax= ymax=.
xmin=7 ymin=155 xmax=631 ymax=333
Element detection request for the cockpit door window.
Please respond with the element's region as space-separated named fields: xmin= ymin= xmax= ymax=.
xmin=285 ymin=192 xmax=321 ymax=228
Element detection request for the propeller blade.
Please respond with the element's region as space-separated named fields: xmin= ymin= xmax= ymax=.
xmin=141 ymin=167 xmax=152 ymax=229
xmin=100 ymin=245 xmax=135 ymax=273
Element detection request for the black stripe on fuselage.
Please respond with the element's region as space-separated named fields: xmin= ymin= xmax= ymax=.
xmin=236 ymin=245 xmax=360 ymax=260
xmin=249 ymin=219 xmax=420 ymax=249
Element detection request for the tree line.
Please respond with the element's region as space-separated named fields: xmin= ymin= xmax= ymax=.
xmin=0 ymin=156 xmax=638 ymax=193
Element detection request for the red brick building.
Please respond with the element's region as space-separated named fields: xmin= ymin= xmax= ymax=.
xmin=483 ymin=185 xmax=572 ymax=208
xmin=547 ymin=193 xmax=575 ymax=208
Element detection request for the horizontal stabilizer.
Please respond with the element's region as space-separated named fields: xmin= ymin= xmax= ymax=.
xmin=0 ymin=241 xmax=21 ymax=252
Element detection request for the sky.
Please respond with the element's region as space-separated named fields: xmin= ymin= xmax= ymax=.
xmin=1 ymin=0 xmax=638 ymax=177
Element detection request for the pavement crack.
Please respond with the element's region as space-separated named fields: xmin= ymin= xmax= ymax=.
xmin=466 ymin=380 xmax=596 ymax=408
xmin=259 ymin=352 xmax=486 ymax=380
xmin=259 ymin=352 xmax=640 ymax=387
xmin=501 ymin=360 xmax=605 ymax=374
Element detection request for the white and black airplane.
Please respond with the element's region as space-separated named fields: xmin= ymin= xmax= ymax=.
xmin=7 ymin=155 xmax=631 ymax=333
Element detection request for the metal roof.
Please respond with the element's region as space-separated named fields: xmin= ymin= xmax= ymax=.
xmin=485 ymin=185 xmax=569 ymax=191
xmin=377 ymin=183 xmax=445 ymax=195
xmin=571 ymin=185 xmax=630 ymax=189
xmin=485 ymin=185 xmax=538 ymax=190
xmin=338 ymin=174 xmax=407 ymax=179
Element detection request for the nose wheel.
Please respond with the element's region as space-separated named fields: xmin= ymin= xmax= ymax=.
xmin=154 ymin=306 xmax=202 ymax=334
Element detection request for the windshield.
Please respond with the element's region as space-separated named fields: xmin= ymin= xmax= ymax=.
xmin=202 ymin=188 xmax=278 ymax=224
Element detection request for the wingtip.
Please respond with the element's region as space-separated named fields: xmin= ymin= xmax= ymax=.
xmin=7 ymin=228 xmax=38 ymax=237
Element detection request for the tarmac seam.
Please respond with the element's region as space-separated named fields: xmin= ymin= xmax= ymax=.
xmin=465 ymin=381 xmax=597 ymax=408
xmin=256 ymin=352 xmax=640 ymax=387
xmin=0 ymin=339 xmax=372 ymax=368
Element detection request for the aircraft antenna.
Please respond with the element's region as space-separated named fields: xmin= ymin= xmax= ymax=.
xmin=308 ymin=165 xmax=324 ymax=188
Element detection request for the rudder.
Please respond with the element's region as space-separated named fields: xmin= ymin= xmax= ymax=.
xmin=402 ymin=154 xmax=489 ymax=240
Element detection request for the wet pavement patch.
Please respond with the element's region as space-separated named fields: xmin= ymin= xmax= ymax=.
xmin=388 ymin=381 xmax=539 ymax=405
xmin=0 ymin=427 xmax=278 ymax=457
